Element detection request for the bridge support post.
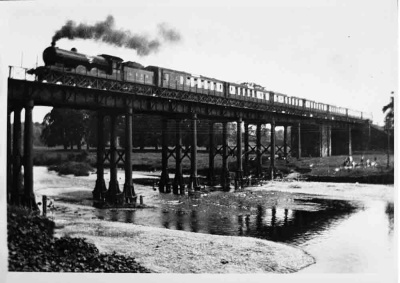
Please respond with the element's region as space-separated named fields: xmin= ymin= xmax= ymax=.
xmin=106 ymin=113 xmax=123 ymax=204
xmin=283 ymin=125 xmax=288 ymax=158
xmin=23 ymin=100 xmax=38 ymax=210
xmin=221 ymin=122 xmax=230 ymax=191
xmin=244 ymin=121 xmax=249 ymax=177
xmin=207 ymin=121 xmax=215 ymax=186
xmin=7 ymin=107 xmax=12 ymax=203
xmin=93 ymin=111 xmax=107 ymax=202
xmin=173 ymin=119 xmax=184 ymax=195
xmin=159 ymin=118 xmax=171 ymax=193
xmin=270 ymin=119 xmax=276 ymax=180
xmin=123 ymin=106 xmax=136 ymax=203
xmin=12 ymin=106 xmax=23 ymax=205
xmin=189 ymin=113 xmax=200 ymax=191
xmin=297 ymin=122 xmax=302 ymax=159
xmin=328 ymin=125 xmax=332 ymax=156
xmin=256 ymin=123 xmax=262 ymax=177
xmin=319 ymin=124 xmax=331 ymax=157
xmin=235 ymin=117 xmax=243 ymax=189
xmin=348 ymin=125 xmax=352 ymax=156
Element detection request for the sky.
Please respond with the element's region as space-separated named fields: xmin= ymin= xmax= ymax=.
xmin=0 ymin=0 xmax=397 ymax=125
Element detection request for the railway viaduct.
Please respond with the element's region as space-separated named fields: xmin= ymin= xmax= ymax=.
xmin=7 ymin=67 xmax=372 ymax=208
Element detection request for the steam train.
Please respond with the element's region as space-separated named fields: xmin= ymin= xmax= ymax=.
xmin=37 ymin=44 xmax=370 ymax=121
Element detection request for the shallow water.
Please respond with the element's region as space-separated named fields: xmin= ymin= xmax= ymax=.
xmin=34 ymin=167 xmax=395 ymax=274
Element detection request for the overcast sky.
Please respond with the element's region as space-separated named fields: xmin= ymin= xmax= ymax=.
xmin=0 ymin=0 xmax=397 ymax=125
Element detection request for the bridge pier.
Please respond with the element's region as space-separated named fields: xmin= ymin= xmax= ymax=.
xmin=270 ymin=119 xmax=276 ymax=180
xmin=244 ymin=121 xmax=249 ymax=177
xmin=348 ymin=125 xmax=352 ymax=156
xmin=173 ymin=119 xmax=184 ymax=194
xmin=105 ymin=113 xmax=124 ymax=204
xmin=256 ymin=122 xmax=262 ymax=177
xmin=188 ymin=113 xmax=200 ymax=191
xmin=93 ymin=111 xmax=107 ymax=202
xmin=291 ymin=122 xmax=302 ymax=159
xmin=207 ymin=121 xmax=216 ymax=186
xmin=123 ymin=106 xmax=136 ymax=203
xmin=23 ymin=100 xmax=38 ymax=210
xmin=319 ymin=124 xmax=332 ymax=157
xmin=12 ymin=106 xmax=23 ymax=205
xmin=221 ymin=121 xmax=230 ymax=191
xmin=283 ymin=125 xmax=288 ymax=158
xmin=235 ymin=117 xmax=243 ymax=189
xmin=159 ymin=118 xmax=171 ymax=193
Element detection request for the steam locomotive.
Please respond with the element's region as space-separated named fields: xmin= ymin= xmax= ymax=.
xmin=38 ymin=44 xmax=369 ymax=120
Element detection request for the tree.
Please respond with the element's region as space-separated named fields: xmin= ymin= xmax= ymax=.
xmin=41 ymin=108 xmax=89 ymax=150
xmin=382 ymin=95 xmax=394 ymax=168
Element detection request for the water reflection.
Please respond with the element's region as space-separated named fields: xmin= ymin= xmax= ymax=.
xmin=97 ymin=196 xmax=359 ymax=245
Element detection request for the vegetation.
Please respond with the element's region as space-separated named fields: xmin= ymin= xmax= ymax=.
xmin=41 ymin=108 xmax=91 ymax=150
xmin=7 ymin=205 xmax=150 ymax=272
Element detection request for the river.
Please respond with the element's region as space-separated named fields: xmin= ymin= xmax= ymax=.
xmin=33 ymin=167 xmax=395 ymax=274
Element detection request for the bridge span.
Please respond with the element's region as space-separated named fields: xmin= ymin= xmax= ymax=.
xmin=7 ymin=66 xmax=372 ymax=208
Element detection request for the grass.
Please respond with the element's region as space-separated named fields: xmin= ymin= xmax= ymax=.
xmin=34 ymin=146 xmax=394 ymax=182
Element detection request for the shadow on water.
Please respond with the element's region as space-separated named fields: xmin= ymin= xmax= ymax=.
xmin=96 ymin=193 xmax=360 ymax=245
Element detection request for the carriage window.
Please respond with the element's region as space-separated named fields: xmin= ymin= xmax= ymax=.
xmin=163 ymin=73 xmax=169 ymax=81
xmin=198 ymin=79 xmax=203 ymax=88
xmin=230 ymin=86 xmax=235 ymax=94
xmin=204 ymin=81 xmax=208 ymax=89
xmin=180 ymin=76 xmax=184 ymax=84
xmin=210 ymin=82 xmax=215 ymax=90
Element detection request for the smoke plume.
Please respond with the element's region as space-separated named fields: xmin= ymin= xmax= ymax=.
xmin=52 ymin=15 xmax=181 ymax=56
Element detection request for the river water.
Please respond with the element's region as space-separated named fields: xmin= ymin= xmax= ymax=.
xmin=34 ymin=167 xmax=395 ymax=274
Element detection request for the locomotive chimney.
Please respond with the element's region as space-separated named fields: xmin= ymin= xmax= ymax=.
xmin=71 ymin=47 xmax=77 ymax=52
xmin=51 ymin=41 xmax=55 ymax=47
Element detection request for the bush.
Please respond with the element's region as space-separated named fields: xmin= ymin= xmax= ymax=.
xmin=55 ymin=161 xmax=94 ymax=176
xmin=33 ymin=152 xmax=64 ymax=166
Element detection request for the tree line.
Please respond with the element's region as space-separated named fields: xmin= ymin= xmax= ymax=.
xmin=39 ymin=108 xmax=288 ymax=150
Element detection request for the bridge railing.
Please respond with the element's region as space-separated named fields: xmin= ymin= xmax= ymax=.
xmin=8 ymin=66 xmax=36 ymax=81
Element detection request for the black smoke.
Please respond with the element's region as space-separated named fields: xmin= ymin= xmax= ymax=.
xmin=52 ymin=15 xmax=181 ymax=56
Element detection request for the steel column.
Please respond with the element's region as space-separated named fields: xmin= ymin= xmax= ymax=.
xmin=159 ymin=118 xmax=171 ymax=193
xmin=244 ymin=121 xmax=249 ymax=176
xmin=348 ymin=125 xmax=352 ymax=156
xmin=283 ymin=125 xmax=288 ymax=157
xmin=328 ymin=125 xmax=332 ymax=156
xmin=106 ymin=113 xmax=123 ymax=204
xmin=236 ymin=118 xmax=243 ymax=189
xmin=207 ymin=121 xmax=215 ymax=185
xmin=93 ymin=111 xmax=107 ymax=202
xmin=189 ymin=113 xmax=200 ymax=191
xmin=221 ymin=122 xmax=230 ymax=191
xmin=270 ymin=119 xmax=276 ymax=180
xmin=173 ymin=119 xmax=184 ymax=194
xmin=123 ymin=106 xmax=136 ymax=203
xmin=23 ymin=100 xmax=38 ymax=210
xmin=256 ymin=123 xmax=262 ymax=177
xmin=297 ymin=122 xmax=302 ymax=159
xmin=12 ymin=106 xmax=23 ymax=205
